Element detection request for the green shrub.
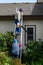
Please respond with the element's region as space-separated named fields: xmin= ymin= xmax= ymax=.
xmin=0 ymin=51 xmax=15 ymax=65
xmin=22 ymin=40 xmax=43 ymax=65
xmin=0 ymin=31 xmax=14 ymax=51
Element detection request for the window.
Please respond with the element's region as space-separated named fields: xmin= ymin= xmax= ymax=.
xmin=26 ymin=25 xmax=36 ymax=44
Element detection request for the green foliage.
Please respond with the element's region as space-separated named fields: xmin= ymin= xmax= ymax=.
xmin=0 ymin=31 xmax=26 ymax=65
xmin=0 ymin=31 xmax=14 ymax=51
xmin=0 ymin=52 xmax=15 ymax=65
xmin=0 ymin=51 xmax=26 ymax=65
xmin=22 ymin=40 xmax=43 ymax=65
xmin=5 ymin=32 xmax=14 ymax=48
xmin=22 ymin=50 xmax=27 ymax=63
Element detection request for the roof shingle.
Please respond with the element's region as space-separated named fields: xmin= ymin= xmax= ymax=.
xmin=0 ymin=3 xmax=43 ymax=16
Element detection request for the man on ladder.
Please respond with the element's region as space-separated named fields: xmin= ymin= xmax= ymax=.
xmin=11 ymin=8 xmax=23 ymax=60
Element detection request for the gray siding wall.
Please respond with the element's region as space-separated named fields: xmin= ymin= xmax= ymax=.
xmin=0 ymin=19 xmax=43 ymax=45
xmin=23 ymin=20 xmax=43 ymax=44
xmin=0 ymin=20 xmax=14 ymax=33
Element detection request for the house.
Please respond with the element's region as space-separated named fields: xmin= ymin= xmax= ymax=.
xmin=0 ymin=1 xmax=43 ymax=44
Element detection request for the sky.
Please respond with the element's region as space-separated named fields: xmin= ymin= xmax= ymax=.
xmin=0 ymin=0 xmax=37 ymax=3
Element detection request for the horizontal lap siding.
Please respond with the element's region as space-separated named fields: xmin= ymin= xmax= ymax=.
xmin=0 ymin=19 xmax=14 ymax=33
xmin=23 ymin=20 xmax=43 ymax=44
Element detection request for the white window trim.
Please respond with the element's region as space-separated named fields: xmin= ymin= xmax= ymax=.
xmin=26 ymin=25 xmax=36 ymax=44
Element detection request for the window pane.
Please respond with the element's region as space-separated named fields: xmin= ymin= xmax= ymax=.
xmin=27 ymin=36 xmax=33 ymax=41
xmin=26 ymin=25 xmax=36 ymax=44
xmin=27 ymin=28 xmax=33 ymax=35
